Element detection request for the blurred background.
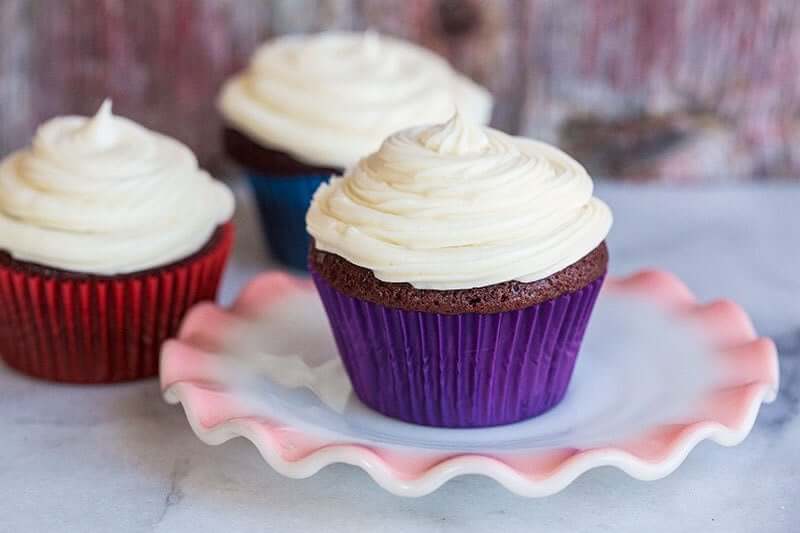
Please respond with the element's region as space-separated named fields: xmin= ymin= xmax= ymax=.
xmin=1 ymin=0 xmax=798 ymax=182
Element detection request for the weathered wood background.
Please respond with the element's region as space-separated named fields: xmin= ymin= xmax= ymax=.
xmin=1 ymin=0 xmax=798 ymax=182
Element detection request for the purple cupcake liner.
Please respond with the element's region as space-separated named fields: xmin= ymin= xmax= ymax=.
xmin=311 ymin=268 xmax=605 ymax=428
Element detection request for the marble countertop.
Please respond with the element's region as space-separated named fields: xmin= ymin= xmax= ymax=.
xmin=2 ymin=181 xmax=798 ymax=533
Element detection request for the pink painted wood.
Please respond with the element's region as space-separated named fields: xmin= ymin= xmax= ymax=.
xmin=1 ymin=0 xmax=797 ymax=181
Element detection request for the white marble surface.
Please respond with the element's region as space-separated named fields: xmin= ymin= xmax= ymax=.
xmin=2 ymin=181 xmax=799 ymax=533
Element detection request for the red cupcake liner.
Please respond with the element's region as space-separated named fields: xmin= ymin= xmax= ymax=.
xmin=0 ymin=223 xmax=234 ymax=383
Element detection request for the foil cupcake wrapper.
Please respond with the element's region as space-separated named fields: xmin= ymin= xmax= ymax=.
xmin=247 ymin=172 xmax=329 ymax=272
xmin=312 ymin=269 xmax=605 ymax=428
xmin=0 ymin=224 xmax=234 ymax=383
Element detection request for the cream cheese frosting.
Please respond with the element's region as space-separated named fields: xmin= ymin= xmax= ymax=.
xmin=0 ymin=100 xmax=234 ymax=274
xmin=307 ymin=113 xmax=612 ymax=290
xmin=217 ymin=31 xmax=493 ymax=169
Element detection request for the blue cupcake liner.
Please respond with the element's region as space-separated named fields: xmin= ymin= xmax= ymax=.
xmin=246 ymin=172 xmax=329 ymax=271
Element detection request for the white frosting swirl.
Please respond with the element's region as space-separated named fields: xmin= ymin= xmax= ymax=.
xmin=0 ymin=100 xmax=234 ymax=274
xmin=218 ymin=31 xmax=493 ymax=169
xmin=307 ymin=113 xmax=612 ymax=290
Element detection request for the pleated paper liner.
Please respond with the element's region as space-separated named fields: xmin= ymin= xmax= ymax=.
xmin=0 ymin=223 xmax=234 ymax=383
xmin=312 ymin=268 xmax=605 ymax=428
xmin=247 ymin=172 xmax=328 ymax=272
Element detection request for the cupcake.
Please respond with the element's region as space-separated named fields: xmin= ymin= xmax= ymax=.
xmin=0 ymin=100 xmax=235 ymax=383
xmin=307 ymin=113 xmax=612 ymax=428
xmin=218 ymin=31 xmax=492 ymax=271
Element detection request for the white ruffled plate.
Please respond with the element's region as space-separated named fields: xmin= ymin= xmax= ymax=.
xmin=160 ymin=270 xmax=778 ymax=497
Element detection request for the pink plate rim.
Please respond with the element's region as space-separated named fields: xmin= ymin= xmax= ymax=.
xmin=160 ymin=270 xmax=779 ymax=498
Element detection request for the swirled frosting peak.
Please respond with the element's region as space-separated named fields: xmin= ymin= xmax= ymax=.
xmin=307 ymin=113 xmax=612 ymax=290
xmin=0 ymin=100 xmax=234 ymax=274
xmin=418 ymin=110 xmax=491 ymax=155
xmin=78 ymin=98 xmax=114 ymax=144
xmin=218 ymin=31 xmax=493 ymax=169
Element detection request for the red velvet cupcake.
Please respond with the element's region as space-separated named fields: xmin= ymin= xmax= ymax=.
xmin=0 ymin=100 xmax=235 ymax=383
xmin=217 ymin=31 xmax=492 ymax=271
xmin=307 ymin=113 xmax=613 ymax=427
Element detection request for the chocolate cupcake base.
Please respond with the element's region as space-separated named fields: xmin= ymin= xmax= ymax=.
xmin=310 ymin=244 xmax=608 ymax=428
xmin=310 ymin=243 xmax=608 ymax=314
xmin=0 ymin=223 xmax=234 ymax=383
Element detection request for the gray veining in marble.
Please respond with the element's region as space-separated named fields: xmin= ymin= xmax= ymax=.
xmin=1 ymin=181 xmax=798 ymax=533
